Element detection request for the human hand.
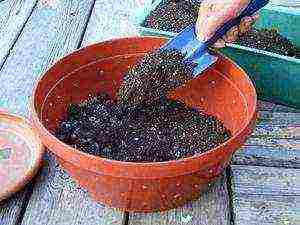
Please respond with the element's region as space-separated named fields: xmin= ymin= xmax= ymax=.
xmin=196 ymin=0 xmax=259 ymax=48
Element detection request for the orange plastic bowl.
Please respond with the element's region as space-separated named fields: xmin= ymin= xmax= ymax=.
xmin=31 ymin=37 xmax=257 ymax=212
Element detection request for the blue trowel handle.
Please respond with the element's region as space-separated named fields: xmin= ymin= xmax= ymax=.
xmin=189 ymin=0 xmax=269 ymax=61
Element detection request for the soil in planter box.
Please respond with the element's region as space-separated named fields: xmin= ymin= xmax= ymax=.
xmin=236 ymin=28 xmax=300 ymax=58
xmin=56 ymin=93 xmax=231 ymax=162
xmin=142 ymin=0 xmax=201 ymax=33
xmin=118 ymin=49 xmax=195 ymax=106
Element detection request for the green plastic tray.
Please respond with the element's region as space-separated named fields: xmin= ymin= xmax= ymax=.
xmin=133 ymin=1 xmax=300 ymax=108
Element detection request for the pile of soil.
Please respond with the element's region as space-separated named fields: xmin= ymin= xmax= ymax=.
xmin=117 ymin=49 xmax=195 ymax=105
xmin=142 ymin=0 xmax=201 ymax=33
xmin=237 ymin=28 xmax=300 ymax=58
xmin=56 ymin=93 xmax=231 ymax=162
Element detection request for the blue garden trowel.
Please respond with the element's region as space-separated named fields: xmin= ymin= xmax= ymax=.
xmin=162 ymin=0 xmax=269 ymax=77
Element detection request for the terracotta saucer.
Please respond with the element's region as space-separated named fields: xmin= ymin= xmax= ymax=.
xmin=0 ymin=109 xmax=44 ymax=201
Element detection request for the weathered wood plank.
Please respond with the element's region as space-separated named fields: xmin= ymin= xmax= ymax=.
xmin=233 ymin=138 xmax=300 ymax=168
xmin=231 ymin=165 xmax=300 ymax=196
xmin=0 ymin=0 xmax=37 ymax=68
xmin=273 ymin=104 xmax=300 ymax=113
xmin=230 ymin=165 xmax=300 ymax=225
xmin=0 ymin=0 xmax=93 ymax=115
xmin=257 ymin=101 xmax=299 ymax=113
xmin=257 ymin=112 xmax=300 ymax=127
xmin=21 ymin=153 xmax=124 ymax=225
xmin=0 ymin=0 xmax=125 ymax=224
xmin=82 ymin=0 xmax=147 ymax=47
xmin=0 ymin=0 xmax=12 ymax=21
xmin=257 ymin=101 xmax=277 ymax=112
xmin=129 ymin=175 xmax=230 ymax=225
xmin=253 ymin=114 xmax=299 ymax=139
xmin=0 ymin=1 xmax=38 ymax=223
xmin=0 ymin=189 xmax=30 ymax=225
xmin=233 ymin=194 xmax=300 ymax=225
xmin=231 ymin=110 xmax=300 ymax=168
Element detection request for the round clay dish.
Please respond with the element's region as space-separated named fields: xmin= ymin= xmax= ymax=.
xmin=0 ymin=109 xmax=44 ymax=201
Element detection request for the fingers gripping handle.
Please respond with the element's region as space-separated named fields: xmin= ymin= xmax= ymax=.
xmin=184 ymin=0 xmax=269 ymax=63
xmin=165 ymin=0 xmax=269 ymax=64
xmin=204 ymin=0 xmax=269 ymax=47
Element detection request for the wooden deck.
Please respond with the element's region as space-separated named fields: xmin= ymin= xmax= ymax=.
xmin=0 ymin=0 xmax=299 ymax=225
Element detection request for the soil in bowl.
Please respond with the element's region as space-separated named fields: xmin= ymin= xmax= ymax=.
xmin=56 ymin=93 xmax=232 ymax=162
xmin=56 ymin=46 xmax=232 ymax=163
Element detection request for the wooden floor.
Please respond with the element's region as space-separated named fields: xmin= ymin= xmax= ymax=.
xmin=0 ymin=0 xmax=299 ymax=225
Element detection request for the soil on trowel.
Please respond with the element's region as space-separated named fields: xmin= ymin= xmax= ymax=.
xmin=56 ymin=93 xmax=232 ymax=162
xmin=117 ymin=49 xmax=195 ymax=106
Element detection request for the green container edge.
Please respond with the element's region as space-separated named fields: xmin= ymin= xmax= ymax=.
xmin=132 ymin=1 xmax=300 ymax=109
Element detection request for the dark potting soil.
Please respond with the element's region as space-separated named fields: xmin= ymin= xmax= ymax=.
xmin=236 ymin=28 xmax=300 ymax=58
xmin=142 ymin=0 xmax=201 ymax=33
xmin=117 ymin=49 xmax=195 ymax=105
xmin=56 ymin=93 xmax=231 ymax=162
